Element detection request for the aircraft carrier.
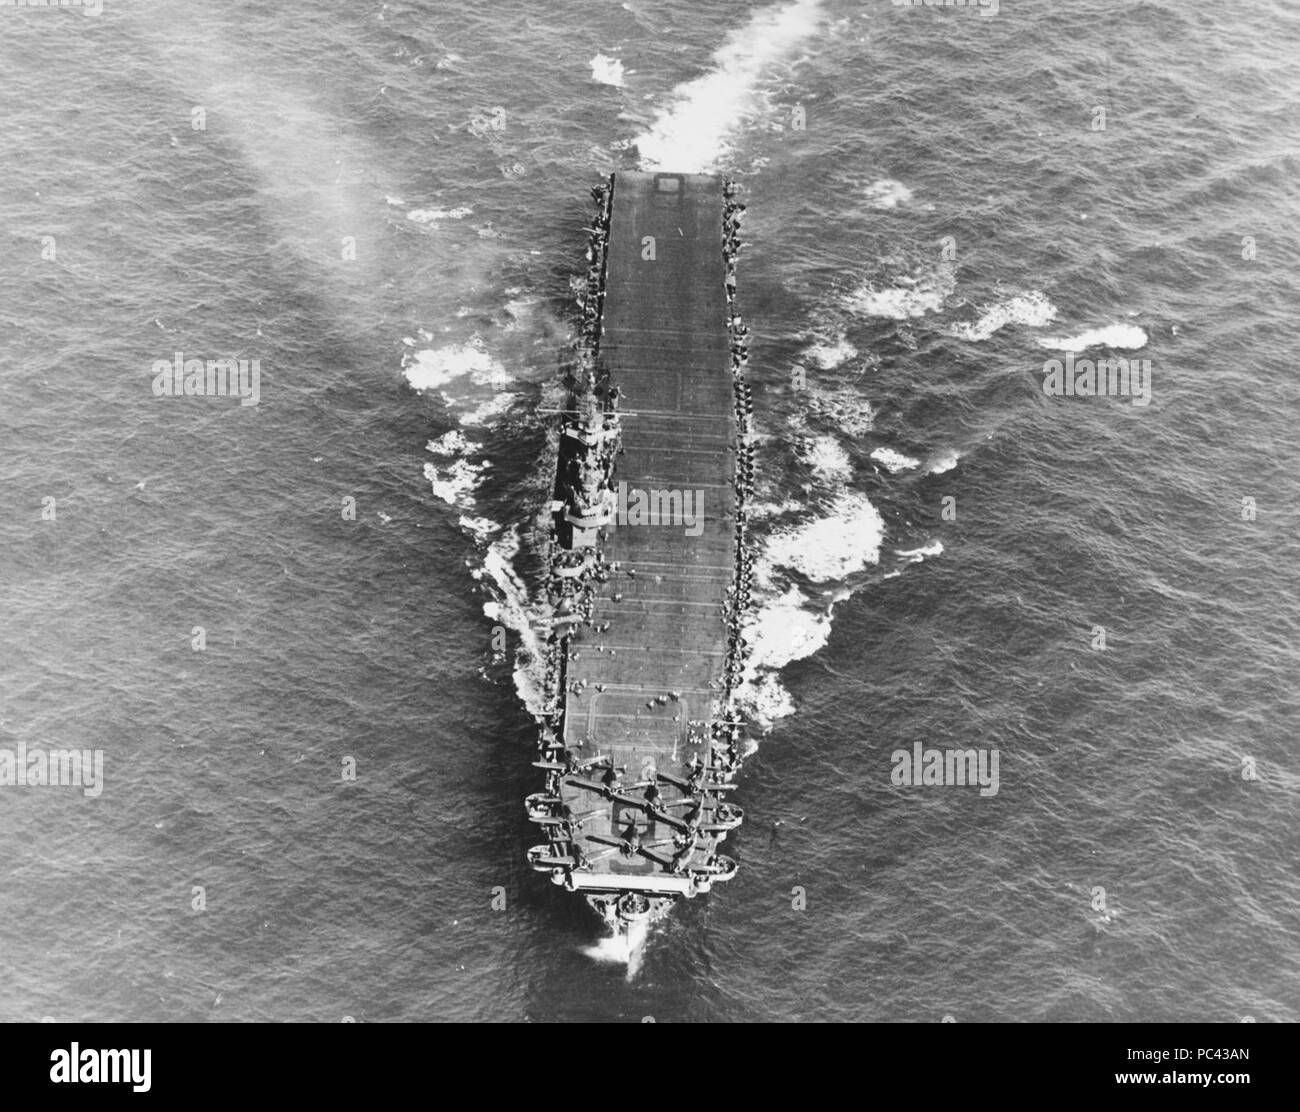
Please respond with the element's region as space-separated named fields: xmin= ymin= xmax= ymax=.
xmin=527 ymin=170 xmax=755 ymax=931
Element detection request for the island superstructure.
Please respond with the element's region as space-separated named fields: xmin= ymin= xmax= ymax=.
xmin=527 ymin=171 xmax=755 ymax=929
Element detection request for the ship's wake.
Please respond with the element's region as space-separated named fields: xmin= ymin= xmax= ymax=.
xmin=476 ymin=525 xmax=556 ymax=716
xmin=583 ymin=918 xmax=651 ymax=982
xmin=400 ymin=166 xmax=953 ymax=778
xmin=633 ymin=0 xmax=825 ymax=173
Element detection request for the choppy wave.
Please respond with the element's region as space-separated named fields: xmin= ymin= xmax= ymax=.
xmin=502 ymin=295 xmax=538 ymax=333
xmin=404 ymin=337 xmax=506 ymax=392
xmin=633 ymin=0 xmax=824 ymax=172
xmin=926 ymin=448 xmax=960 ymax=475
xmin=844 ymin=260 xmax=956 ymax=320
xmin=590 ymin=53 xmax=626 ymax=87
xmin=870 ymin=446 xmax=921 ymax=473
xmin=459 ymin=393 xmax=519 ymax=426
xmin=407 ymin=205 xmax=474 ymax=223
xmin=802 ymin=334 xmax=858 ymax=370
xmin=948 ymin=290 xmax=1057 ymax=341
xmin=475 ymin=526 xmax=552 ymax=717
xmin=896 ymin=540 xmax=944 ymax=564
xmin=423 ymin=457 xmax=490 ymax=508
xmin=750 ymin=497 xmax=807 ymax=518
xmin=728 ymin=489 xmax=886 ymax=726
xmin=1037 ymin=323 xmax=1149 ymax=352
xmin=427 ymin=430 xmax=479 ymax=457
xmin=459 ymin=514 xmax=502 ymax=541
xmin=736 ymin=587 xmax=833 ymax=724
xmin=8 ymin=0 xmax=1292 ymax=1027
xmin=803 ymin=385 xmax=875 ymax=435
xmin=863 ymin=178 xmax=913 ymax=209
xmin=801 ymin=434 xmax=853 ymax=481
xmin=762 ymin=491 xmax=885 ymax=582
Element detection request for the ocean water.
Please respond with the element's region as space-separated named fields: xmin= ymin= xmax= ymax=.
xmin=2 ymin=0 xmax=1297 ymax=1023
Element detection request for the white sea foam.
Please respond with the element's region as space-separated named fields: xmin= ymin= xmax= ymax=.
xmin=423 ymin=458 xmax=490 ymax=507
xmin=738 ymin=670 xmax=798 ymax=725
xmin=590 ymin=53 xmax=626 ymax=87
xmin=863 ymin=178 xmax=913 ymax=209
xmin=804 ymin=387 xmax=875 ymax=435
xmin=404 ymin=337 xmax=504 ymax=392
xmin=458 ymin=515 xmax=501 ymax=541
xmin=896 ymin=540 xmax=944 ymax=564
xmin=407 ymin=205 xmax=473 ymax=223
xmin=948 ymin=290 xmax=1057 ymax=341
xmin=502 ymin=296 xmax=536 ymax=332
xmin=870 ymin=446 xmax=921 ymax=473
xmin=459 ymin=393 xmax=518 ymax=426
xmin=750 ymin=498 xmax=806 ymax=518
xmin=633 ymin=0 xmax=824 ymax=172
xmin=730 ymin=485 xmax=947 ymax=727
xmin=1037 ymin=323 xmax=1149 ymax=352
xmin=802 ymin=435 xmax=853 ymax=482
xmin=583 ymin=918 xmax=650 ymax=980
xmin=744 ymin=587 xmax=833 ymax=671
xmin=426 ymin=430 xmax=478 ymax=457
xmin=802 ymin=335 xmax=858 ymax=370
xmin=474 ymin=526 xmax=552 ymax=719
xmin=926 ymin=449 xmax=960 ymax=475
xmin=844 ymin=263 xmax=956 ymax=320
xmin=764 ymin=491 xmax=884 ymax=581
xmin=731 ymin=493 xmax=883 ymax=726
xmin=733 ymin=587 xmax=830 ymax=725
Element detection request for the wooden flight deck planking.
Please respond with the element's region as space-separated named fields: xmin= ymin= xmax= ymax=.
xmin=560 ymin=171 xmax=736 ymax=882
